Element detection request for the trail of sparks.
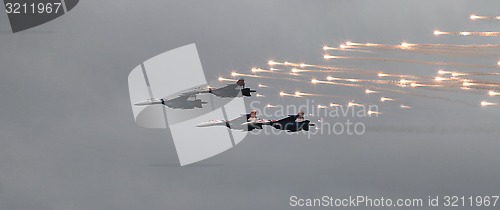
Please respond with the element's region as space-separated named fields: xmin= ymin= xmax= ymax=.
xmin=323 ymin=45 xmax=373 ymax=53
xmin=400 ymin=105 xmax=412 ymax=109
xmin=470 ymin=14 xmax=500 ymax=20
xmin=365 ymin=89 xmax=380 ymax=94
xmin=250 ymin=68 xmax=292 ymax=75
xmin=380 ymin=97 xmax=396 ymax=102
xmin=251 ymin=63 xmax=500 ymax=99
xmin=481 ymin=101 xmax=499 ymax=107
xmin=438 ymin=70 xmax=500 ymax=77
xmin=489 ymin=91 xmax=500 ymax=96
xmin=245 ymin=45 xmax=500 ymax=111
xmin=279 ymin=91 xmax=303 ymax=98
xmin=266 ymin=104 xmax=280 ymax=108
xmin=434 ymin=30 xmax=500 ymax=37
xmin=231 ymin=72 xmax=262 ymax=78
xmin=344 ymin=41 xmax=500 ymax=49
xmin=348 ymin=102 xmax=364 ymax=107
xmin=311 ymin=79 xmax=364 ymax=88
xmin=368 ymin=110 xmax=382 ymax=116
xmin=324 ymin=55 xmax=499 ymax=69
xmin=339 ymin=42 xmax=500 ymax=58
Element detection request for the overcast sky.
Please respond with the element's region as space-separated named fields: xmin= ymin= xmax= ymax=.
xmin=1 ymin=0 xmax=500 ymax=209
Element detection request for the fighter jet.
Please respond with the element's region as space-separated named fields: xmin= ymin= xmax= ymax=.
xmin=190 ymin=78 xmax=256 ymax=98
xmin=197 ymin=111 xmax=315 ymax=133
xmin=134 ymin=94 xmax=207 ymax=109
xmin=267 ymin=111 xmax=315 ymax=132
xmin=196 ymin=110 xmax=269 ymax=131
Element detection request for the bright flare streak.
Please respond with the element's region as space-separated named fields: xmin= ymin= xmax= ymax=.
xmin=251 ymin=68 xmax=274 ymax=73
xmin=317 ymin=105 xmax=328 ymax=109
xmin=258 ymin=84 xmax=268 ymax=88
xmin=378 ymin=73 xmax=417 ymax=79
xmin=365 ymin=89 xmax=379 ymax=94
xmin=400 ymin=79 xmax=414 ymax=84
xmin=251 ymin=68 xmax=269 ymax=73
xmin=434 ymin=77 xmax=447 ymax=82
xmin=295 ymin=91 xmax=314 ymax=96
xmin=279 ymin=91 xmax=302 ymax=98
xmin=345 ymin=41 xmax=355 ymax=46
xmin=438 ymin=70 xmax=451 ymax=75
xmin=400 ymin=105 xmax=412 ymax=109
xmin=470 ymin=14 xmax=500 ymax=20
xmin=256 ymin=94 xmax=265 ymax=97
xmin=488 ymin=90 xmax=500 ymax=96
xmin=451 ymin=72 xmax=468 ymax=77
xmin=348 ymin=102 xmax=363 ymax=107
xmin=462 ymin=82 xmax=476 ymax=87
xmin=218 ymin=77 xmax=237 ymax=82
xmin=231 ymin=72 xmax=260 ymax=78
xmin=481 ymin=101 xmax=498 ymax=106
xmin=268 ymin=60 xmax=279 ymax=66
xmin=410 ymin=83 xmax=423 ymax=87
xmin=326 ymin=76 xmax=358 ymax=82
xmin=323 ymin=55 xmax=347 ymax=59
xmin=435 ymin=31 xmax=500 ymax=36
xmin=299 ymin=63 xmax=314 ymax=68
xmin=311 ymin=79 xmax=362 ymax=88
xmin=497 ymin=61 xmax=500 ymax=66
xmin=434 ymin=30 xmax=446 ymax=35
xmin=266 ymin=104 xmax=279 ymax=108
xmin=284 ymin=61 xmax=301 ymax=67
xmin=367 ymin=110 xmax=382 ymax=116
xmin=269 ymin=60 xmax=301 ymax=67
xmin=380 ymin=97 xmax=395 ymax=102
xmin=400 ymin=42 xmax=415 ymax=48
xmin=329 ymin=103 xmax=341 ymax=107
xmin=323 ymin=46 xmax=346 ymax=50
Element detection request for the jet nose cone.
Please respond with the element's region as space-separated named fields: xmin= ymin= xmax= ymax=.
xmin=134 ymin=100 xmax=151 ymax=106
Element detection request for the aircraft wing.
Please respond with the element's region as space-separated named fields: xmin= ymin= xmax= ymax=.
xmin=214 ymin=83 xmax=239 ymax=92
xmin=240 ymin=119 xmax=271 ymax=126
xmin=196 ymin=120 xmax=227 ymax=127
xmin=274 ymin=115 xmax=298 ymax=123
xmin=164 ymin=94 xmax=190 ymax=102
xmin=179 ymin=89 xmax=209 ymax=96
